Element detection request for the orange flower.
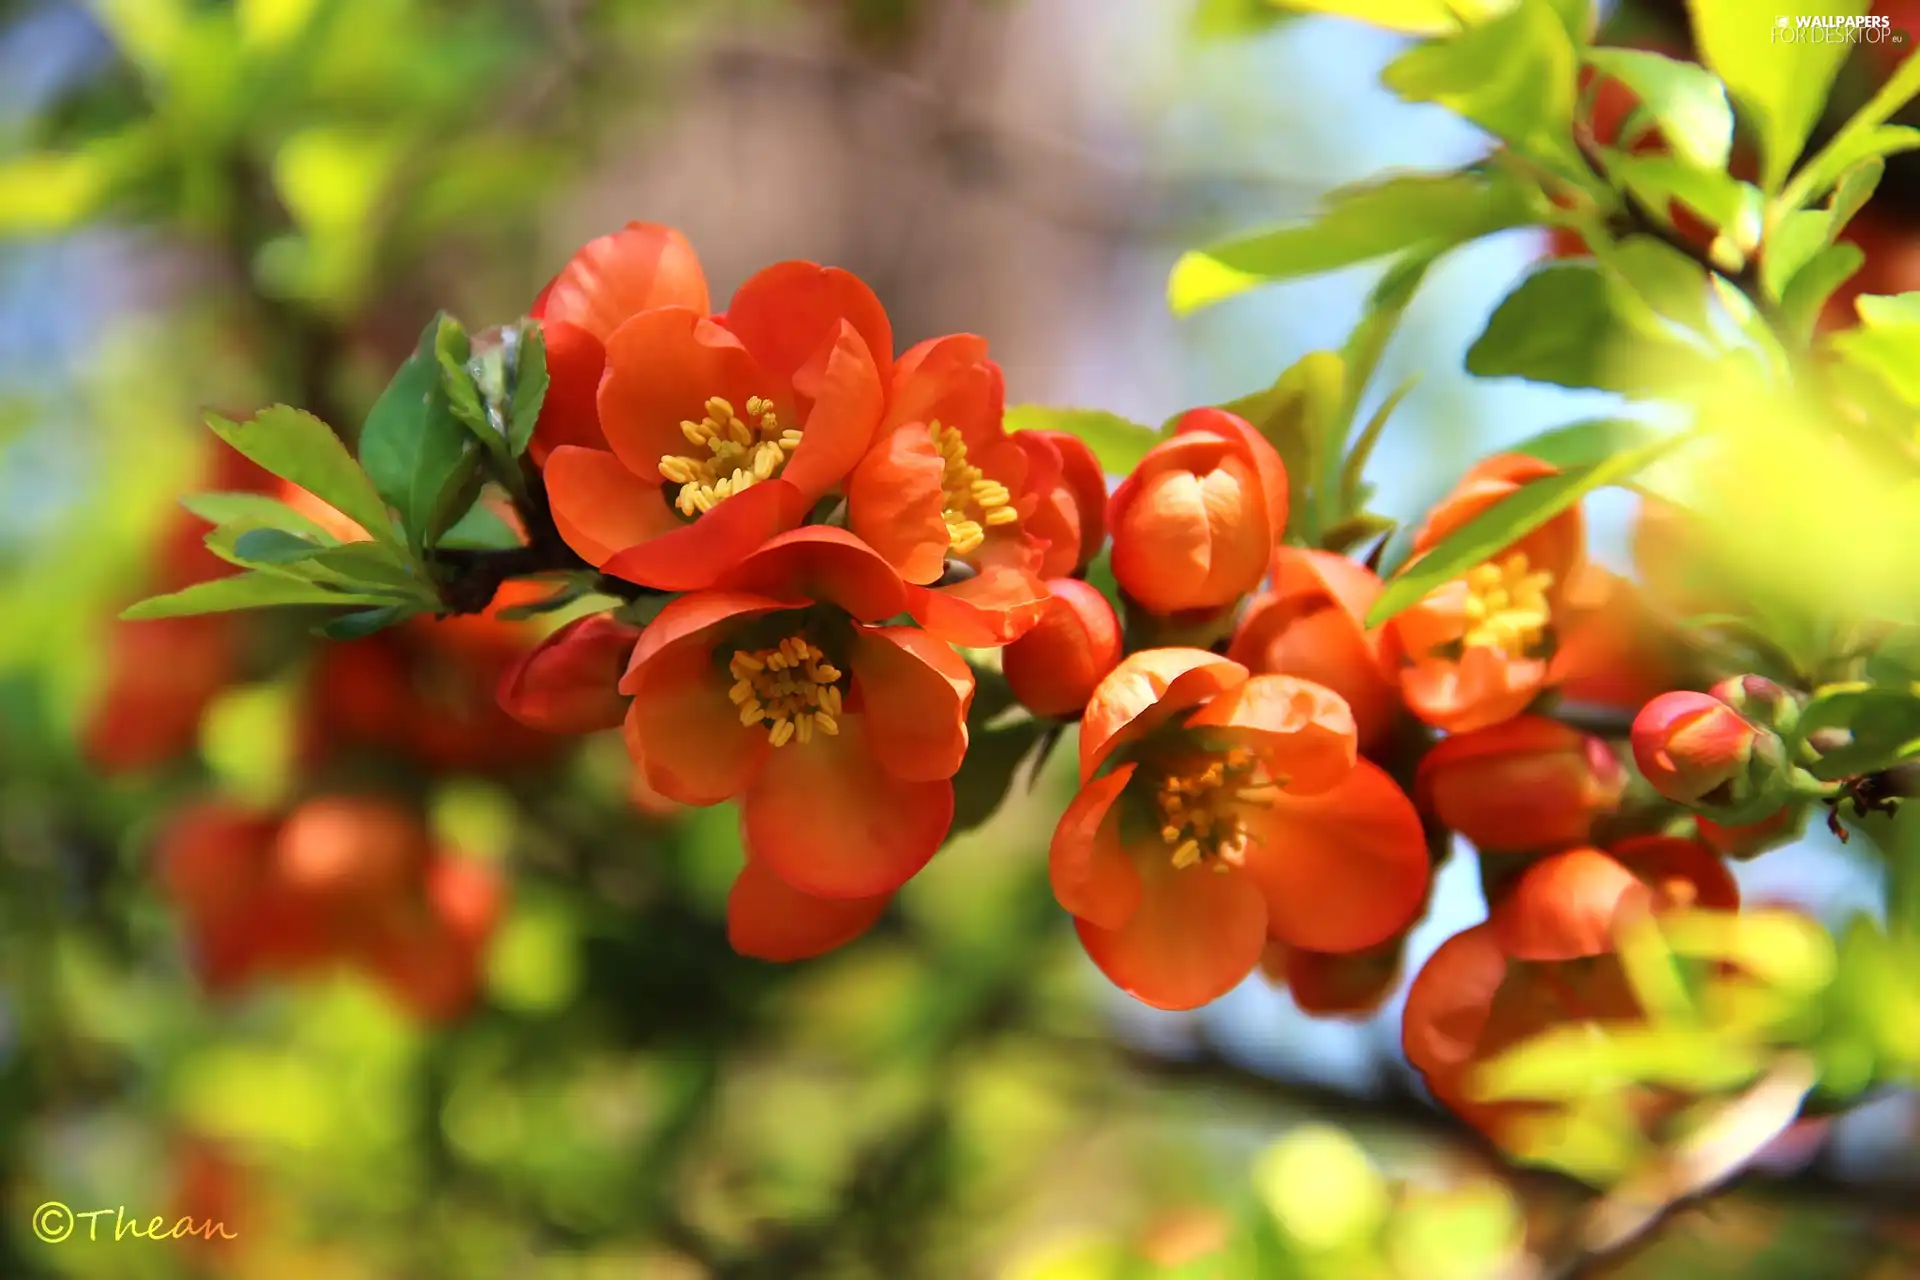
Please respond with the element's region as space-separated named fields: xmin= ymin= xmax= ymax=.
xmin=155 ymin=802 xmax=331 ymax=992
xmin=845 ymin=335 xmax=1051 ymax=644
xmin=497 ymin=612 xmax=641 ymax=734
xmin=1107 ymin=410 xmax=1288 ymax=618
xmin=1002 ymin=578 xmax=1123 ymax=719
xmin=526 ymin=222 xmax=711 ymax=461
xmin=273 ymin=795 xmax=431 ymax=908
xmin=619 ymin=527 xmax=973 ymax=900
xmin=1049 ymin=649 xmax=1428 ymax=1010
xmin=1547 ymin=566 xmax=1679 ymax=712
xmin=726 ymin=859 xmax=892 ymax=962
xmin=1260 ymin=934 xmax=1406 ymax=1019
xmin=1382 ymin=455 xmax=1586 ymax=733
xmin=305 ymin=581 xmax=565 ymax=774
xmin=1416 ymin=716 xmax=1626 ymax=854
xmin=1229 ymin=548 xmax=1398 ymax=754
xmin=1016 ymin=428 xmax=1108 ymax=578
xmin=1403 ymin=838 xmax=1736 ymax=1146
xmin=360 ymin=854 xmax=504 ymax=1024
xmin=543 ymin=246 xmax=892 ymax=592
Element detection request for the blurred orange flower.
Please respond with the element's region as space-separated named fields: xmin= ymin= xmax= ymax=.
xmin=1416 ymin=715 xmax=1626 ymax=854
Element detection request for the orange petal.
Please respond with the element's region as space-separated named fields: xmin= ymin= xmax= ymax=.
xmin=848 ymin=626 xmax=975 ymax=782
xmin=543 ymin=446 xmax=681 ymax=567
xmin=621 ymin=590 xmax=797 ymax=703
xmin=1078 ymin=649 xmax=1248 ymax=782
xmin=1402 ymin=924 xmax=1508 ymax=1093
xmin=597 ymin=307 xmax=779 ymax=486
xmin=715 ymin=525 xmax=909 ymax=622
xmin=723 ymin=260 xmax=894 ymax=400
xmin=624 ymin=641 xmax=769 ymax=806
xmin=538 ymin=221 xmax=710 ymax=340
xmin=1073 ymin=854 xmax=1268 ymax=1011
xmin=1609 ymin=834 xmax=1740 ymax=912
xmin=1048 ymin=764 xmax=1141 ymax=930
xmin=742 ymin=715 xmax=951 ymax=898
xmin=1183 ymin=674 xmax=1357 ymax=796
xmin=906 ymin=563 xmax=1053 ymax=648
xmin=779 ymin=320 xmax=886 ymax=503
xmin=1491 ymin=847 xmax=1651 ymax=962
xmin=1173 ymin=407 xmax=1288 ymax=548
xmin=1400 ymin=647 xmax=1548 ymax=734
xmin=527 ymin=319 xmax=607 ymax=462
xmin=884 ymin=334 xmax=1002 ymax=441
xmin=1241 ymin=758 xmax=1429 ymax=952
xmin=496 ymin=613 xmax=638 ymax=735
xmin=727 ymin=858 xmax=891 ymax=961
xmin=599 ymin=478 xmax=808 ymax=592
xmin=848 ymin=423 xmax=950 ymax=585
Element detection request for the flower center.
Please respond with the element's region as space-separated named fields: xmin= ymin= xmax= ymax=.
xmin=1151 ymin=748 xmax=1278 ymax=870
xmin=931 ymin=421 xmax=1017 ymax=557
xmin=727 ymin=634 xmax=846 ymax=748
xmin=659 ymin=396 xmax=802 ymax=518
xmin=1458 ymin=551 xmax=1554 ymax=657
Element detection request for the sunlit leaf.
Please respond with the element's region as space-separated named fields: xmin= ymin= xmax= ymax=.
xmin=1586 ymin=47 xmax=1734 ymax=168
xmin=120 ymin=572 xmax=399 ymax=620
xmin=1466 ymin=262 xmax=1701 ymax=395
xmin=1005 ymin=405 xmax=1161 ymax=476
xmin=204 ymin=406 xmax=398 ymax=548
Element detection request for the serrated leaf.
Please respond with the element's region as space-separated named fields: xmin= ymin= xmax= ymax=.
xmin=205 ymin=406 xmax=397 ymax=548
xmin=231 ymin=527 xmax=324 ymax=564
xmin=358 ymin=313 xmax=486 ymax=554
xmin=507 ymin=321 xmax=548 ymax=459
xmin=121 ymin=572 xmax=401 ymax=620
xmin=1585 ymin=47 xmax=1734 ymax=168
xmin=315 ymin=605 xmax=416 ymax=640
xmin=436 ymin=497 xmax=524 ymax=551
xmin=1382 ymin=0 xmax=1582 ymax=177
xmin=1005 ymin=405 xmax=1161 ymax=475
xmin=1167 ymin=169 xmax=1535 ymax=313
xmin=178 ymin=492 xmax=337 ymax=543
xmin=1688 ymin=0 xmax=1869 ymax=193
xmin=1466 ymin=263 xmax=1699 ymax=396
xmin=1367 ymin=434 xmax=1684 ymax=626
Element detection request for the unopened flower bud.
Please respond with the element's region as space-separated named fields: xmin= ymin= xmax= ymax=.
xmin=1002 ymin=579 xmax=1123 ymax=718
xmin=1706 ymin=674 xmax=1798 ymax=729
xmin=1631 ymin=690 xmax=1774 ymax=806
xmin=1417 ymin=716 xmax=1627 ymax=853
xmin=496 ymin=613 xmax=641 ymax=734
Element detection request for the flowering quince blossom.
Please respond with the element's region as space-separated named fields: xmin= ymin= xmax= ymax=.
xmin=846 ymin=334 xmax=1056 ymax=644
xmin=1416 ymin=715 xmax=1628 ymax=855
xmin=1108 ymin=409 xmax=1289 ymax=619
xmin=1402 ymin=838 xmax=1737 ymax=1146
xmin=1049 ymin=648 xmax=1429 ymax=1011
xmin=618 ymin=526 xmax=973 ymax=935
xmin=538 ymin=226 xmax=896 ymax=593
xmin=1382 ymin=455 xmax=1587 ymax=733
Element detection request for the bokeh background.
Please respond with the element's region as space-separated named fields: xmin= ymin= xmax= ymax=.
xmin=2 ymin=0 xmax=1918 ymax=1275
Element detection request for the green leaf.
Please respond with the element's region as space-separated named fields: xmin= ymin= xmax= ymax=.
xmin=1465 ymin=263 xmax=1699 ymax=395
xmin=1828 ymin=317 xmax=1920 ymax=403
xmin=507 ymin=321 xmax=549 ymax=460
xmin=1688 ymin=0 xmax=1869 ymax=193
xmin=1366 ymin=434 xmax=1683 ymax=627
xmin=1585 ymin=47 xmax=1734 ymax=168
xmin=231 ymin=527 xmax=324 ymax=564
xmin=1506 ymin=416 xmax=1662 ymax=468
xmin=1191 ymin=0 xmax=1295 ymax=37
xmin=1265 ymin=0 xmax=1469 ymax=34
xmin=1005 ymin=405 xmax=1161 ymax=475
xmin=120 ymin=572 xmax=401 ymax=620
xmin=436 ymin=498 xmax=524 ymax=551
xmin=357 ymin=314 xmax=487 ymax=554
xmin=1342 ymin=249 xmax=1434 ymax=427
xmin=1338 ymin=375 xmax=1418 ymax=508
xmin=204 ymin=406 xmax=396 ymax=547
xmin=435 ymin=316 xmax=488 ymax=439
xmin=1763 ymin=210 xmax=1839 ymax=301
xmin=315 ymin=605 xmax=416 ymax=641
xmin=1167 ymin=169 xmax=1535 ymax=313
xmin=1601 ymin=151 xmax=1763 ymax=251
xmin=178 ymin=492 xmax=336 ymax=543
xmin=1473 ymin=1023 xmax=1765 ymax=1103
xmin=1382 ymin=0 xmax=1582 ymax=177
xmin=1790 ymin=684 xmax=1920 ymax=780
xmin=1855 ymin=293 xmax=1920 ymax=327
xmin=1605 ymin=234 xmax=1715 ymax=335
xmin=1796 ymin=124 xmax=1920 ymax=204
xmin=1779 ymin=242 xmax=1866 ymax=344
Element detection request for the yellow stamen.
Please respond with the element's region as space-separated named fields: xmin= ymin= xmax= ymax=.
xmin=1455 ymin=550 xmax=1554 ymax=657
xmin=1151 ymin=750 xmax=1272 ymax=871
xmin=728 ymin=634 xmax=847 ymax=748
xmin=930 ymin=420 xmax=1017 ymax=557
xmin=660 ymin=396 xmax=799 ymax=519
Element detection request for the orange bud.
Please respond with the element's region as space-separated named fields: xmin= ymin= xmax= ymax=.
xmin=1263 ymin=935 xmax=1405 ymax=1019
xmin=1630 ymin=690 xmax=1760 ymax=804
xmin=1017 ymin=429 xmax=1109 ymax=578
xmin=497 ymin=613 xmax=640 ymax=734
xmin=1001 ymin=579 xmax=1122 ymax=718
xmin=1229 ymin=548 xmax=1397 ymax=753
xmin=1416 ymin=716 xmax=1626 ymax=854
xmin=274 ymin=796 xmax=429 ymax=907
xmin=1108 ymin=408 xmax=1287 ymax=617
